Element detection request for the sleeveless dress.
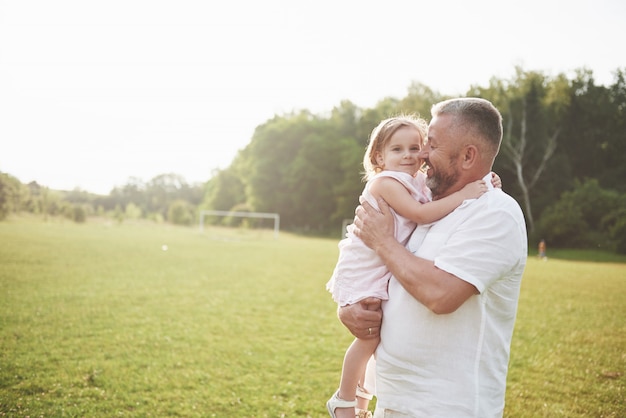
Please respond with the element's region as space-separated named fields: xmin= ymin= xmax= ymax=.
xmin=326 ymin=171 xmax=431 ymax=306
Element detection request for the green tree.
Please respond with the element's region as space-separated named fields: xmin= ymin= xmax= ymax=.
xmin=606 ymin=206 xmax=626 ymax=254
xmin=43 ymin=189 xmax=66 ymax=218
xmin=238 ymin=112 xmax=318 ymax=226
xmin=110 ymin=177 xmax=147 ymax=213
xmin=603 ymin=68 xmax=626 ymax=191
xmin=24 ymin=181 xmax=43 ymax=214
xmin=474 ymin=68 xmax=570 ymax=232
xmin=400 ymin=81 xmax=444 ymax=119
xmin=145 ymin=173 xmax=202 ymax=218
xmin=202 ymin=166 xmax=245 ymax=212
xmin=284 ymin=133 xmax=355 ymax=231
xmin=0 ymin=172 xmax=26 ymax=220
xmin=561 ymin=68 xmax=626 ymax=192
xmin=328 ymin=102 xmax=370 ymax=225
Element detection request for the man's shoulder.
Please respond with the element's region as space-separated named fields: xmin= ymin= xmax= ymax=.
xmin=481 ymin=190 xmax=528 ymax=234
xmin=449 ymin=189 xmax=526 ymax=229
xmin=488 ymin=189 xmax=524 ymax=213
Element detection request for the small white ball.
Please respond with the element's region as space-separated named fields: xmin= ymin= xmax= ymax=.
xmin=162 ymin=245 xmax=168 ymax=251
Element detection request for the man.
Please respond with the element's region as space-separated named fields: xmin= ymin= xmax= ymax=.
xmin=340 ymin=98 xmax=528 ymax=417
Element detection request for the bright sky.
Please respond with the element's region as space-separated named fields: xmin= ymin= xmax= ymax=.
xmin=1 ymin=0 xmax=624 ymax=195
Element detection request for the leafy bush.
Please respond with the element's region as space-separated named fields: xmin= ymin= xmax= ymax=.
xmin=72 ymin=204 xmax=87 ymax=223
xmin=603 ymin=206 xmax=626 ymax=254
xmin=0 ymin=172 xmax=23 ymax=220
xmin=537 ymin=199 xmax=589 ymax=247
xmin=167 ymin=199 xmax=194 ymax=225
xmin=124 ymin=202 xmax=142 ymax=219
xmin=537 ymin=179 xmax=625 ymax=250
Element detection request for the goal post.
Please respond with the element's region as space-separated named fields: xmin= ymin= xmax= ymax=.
xmin=199 ymin=210 xmax=280 ymax=239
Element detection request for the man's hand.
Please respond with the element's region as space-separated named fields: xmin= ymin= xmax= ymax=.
xmin=353 ymin=197 xmax=395 ymax=251
xmin=338 ymin=298 xmax=382 ymax=339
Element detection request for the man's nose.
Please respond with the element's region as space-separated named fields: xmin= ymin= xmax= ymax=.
xmin=418 ymin=149 xmax=428 ymax=159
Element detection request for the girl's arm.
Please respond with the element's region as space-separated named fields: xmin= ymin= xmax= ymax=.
xmin=369 ymin=176 xmax=487 ymax=225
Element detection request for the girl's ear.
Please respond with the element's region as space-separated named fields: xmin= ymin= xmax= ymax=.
xmin=375 ymin=151 xmax=384 ymax=167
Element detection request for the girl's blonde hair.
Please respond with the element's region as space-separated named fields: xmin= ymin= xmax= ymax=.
xmin=362 ymin=115 xmax=428 ymax=181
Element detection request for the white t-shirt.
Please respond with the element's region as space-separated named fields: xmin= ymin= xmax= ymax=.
xmin=375 ymin=173 xmax=528 ymax=418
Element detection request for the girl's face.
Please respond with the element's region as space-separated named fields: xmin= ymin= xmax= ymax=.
xmin=375 ymin=126 xmax=423 ymax=176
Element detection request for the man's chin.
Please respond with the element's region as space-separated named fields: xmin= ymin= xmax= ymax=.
xmin=426 ymin=180 xmax=438 ymax=195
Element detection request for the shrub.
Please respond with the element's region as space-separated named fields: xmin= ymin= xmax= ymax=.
xmin=167 ymin=200 xmax=194 ymax=226
xmin=536 ymin=179 xmax=625 ymax=250
xmin=72 ymin=204 xmax=87 ymax=223
xmin=125 ymin=202 xmax=142 ymax=220
xmin=221 ymin=203 xmax=256 ymax=228
xmin=604 ymin=206 xmax=626 ymax=254
xmin=537 ymin=199 xmax=589 ymax=247
xmin=0 ymin=173 xmax=23 ymax=220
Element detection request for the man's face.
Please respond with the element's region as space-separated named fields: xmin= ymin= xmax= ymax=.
xmin=420 ymin=114 xmax=462 ymax=199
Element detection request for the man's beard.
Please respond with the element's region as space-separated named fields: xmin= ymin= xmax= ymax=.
xmin=425 ymin=159 xmax=460 ymax=200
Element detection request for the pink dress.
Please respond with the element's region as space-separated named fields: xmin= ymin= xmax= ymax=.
xmin=326 ymin=171 xmax=431 ymax=306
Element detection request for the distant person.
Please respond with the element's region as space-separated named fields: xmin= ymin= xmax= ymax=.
xmin=538 ymin=239 xmax=547 ymax=260
xmin=339 ymin=98 xmax=528 ymax=417
xmin=325 ymin=115 xmax=501 ymax=418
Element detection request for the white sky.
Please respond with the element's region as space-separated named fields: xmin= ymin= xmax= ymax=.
xmin=1 ymin=0 xmax=625 ymax=195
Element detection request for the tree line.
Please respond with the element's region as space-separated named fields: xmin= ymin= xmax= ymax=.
xmin=2 ymin=67 xmax=625 ymax=253
xmin=0 ymin=173 xmax=204 ymax=226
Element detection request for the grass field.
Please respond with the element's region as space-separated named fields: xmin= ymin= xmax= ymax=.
xmin=1 ymin=216 xmax=624 ymax=417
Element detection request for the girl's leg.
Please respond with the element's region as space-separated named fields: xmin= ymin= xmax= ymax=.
xmin=356 ymin=354 xmax=375 ymax=410
xmin=332 ymin=337 xmax=379 ymax=418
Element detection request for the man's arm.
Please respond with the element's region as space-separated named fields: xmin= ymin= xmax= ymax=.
xmin=353 ymin=198 xmax=478 ymax=314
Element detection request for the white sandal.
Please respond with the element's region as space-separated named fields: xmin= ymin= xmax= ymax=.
xmin=326 ymin=390 xmax=372 ymax=418
xmin=326 ymin=390 xmax=356 ymax=418
xmin=357 ymin=385 xmax=373 ymax=400
xmin=356 ymin=386 xmax=373 ymax=418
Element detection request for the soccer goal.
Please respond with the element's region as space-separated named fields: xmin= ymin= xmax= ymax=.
xmin=198 ymin=210 xmax=280 ymax=239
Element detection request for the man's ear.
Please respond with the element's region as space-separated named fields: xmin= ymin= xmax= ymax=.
xmin=461 ymin=145 xmax=478 ymax=169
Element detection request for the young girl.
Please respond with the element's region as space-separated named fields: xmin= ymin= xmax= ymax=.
xmin=325 ymin=115 xmax=499 ymax=418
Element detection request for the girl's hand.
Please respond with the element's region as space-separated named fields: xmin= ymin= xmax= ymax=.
xmin=459 ymin=179 xmax=488 ymax=200
xmin=491 ymin=172 xmax=502 ymax=189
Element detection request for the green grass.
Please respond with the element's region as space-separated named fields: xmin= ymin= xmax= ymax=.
xmin=534 ymin=248 xmax=626 ymax=264
xmin=0 ymin=216 xmax=624 ymax=417
xmin=507 ymin=258 xmax=625 ymax=417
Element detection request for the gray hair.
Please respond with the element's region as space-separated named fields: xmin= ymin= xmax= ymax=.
xmin=431 ymin=98 xmax=503 ymax=161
